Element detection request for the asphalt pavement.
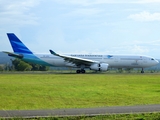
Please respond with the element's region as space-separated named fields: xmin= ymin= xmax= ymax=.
xmin=0 ymin=104 xmax=160 ymax=118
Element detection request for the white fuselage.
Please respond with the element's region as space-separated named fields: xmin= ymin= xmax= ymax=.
xmin=6 ymin=33 xmax=159 ymax=73
xmin=24 ymin=53 xmax=159 ymax=69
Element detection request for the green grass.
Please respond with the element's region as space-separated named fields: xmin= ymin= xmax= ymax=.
xmin=1 ymin=113 xmax=160 ymax=120
xmin=0 ymin=73 xmax=160 ymax=110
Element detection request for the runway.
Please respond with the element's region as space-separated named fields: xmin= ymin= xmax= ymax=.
xmin=1 ymin=104 xmax=160 ymax=118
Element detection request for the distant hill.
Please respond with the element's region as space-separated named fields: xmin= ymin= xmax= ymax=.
xmin=0 ymin=52 xmax=13 ymax=65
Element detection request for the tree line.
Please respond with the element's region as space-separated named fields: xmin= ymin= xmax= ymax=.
xmin=0 ymin=58 xmax=49 ymax=71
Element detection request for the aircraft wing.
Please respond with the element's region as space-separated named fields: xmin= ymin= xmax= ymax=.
xmin=3 ymin=51 xmax=23 ymax=59
xmin=49 ymin=50 xmax=99 ymax=66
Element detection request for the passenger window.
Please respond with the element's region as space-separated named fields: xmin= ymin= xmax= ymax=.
xmin=151 ymin=58 xmax=154 ymax=60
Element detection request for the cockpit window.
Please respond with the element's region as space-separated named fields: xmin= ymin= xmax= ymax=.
xmin=151 ymin=58 xmax=154 ymax=60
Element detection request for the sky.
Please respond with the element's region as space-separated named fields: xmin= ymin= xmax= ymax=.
xmin=1 ymin=0 xmax=160 ymax=58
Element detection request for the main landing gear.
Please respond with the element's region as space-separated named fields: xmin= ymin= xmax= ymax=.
xmin=76 ymin=69 xmax=86 ymax=74
xmin=141 ymin=68 xmax=144 ymax=73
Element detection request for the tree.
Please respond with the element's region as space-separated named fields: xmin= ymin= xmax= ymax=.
xmin=12 ymin=58 xmax=49 ymax=71
xmin=0 ymin=66 xmax=4 ymax=71
xmin=124 ymin=68 xmax=133 ymax=73
xmin=31 ymin=64 xmax=40 ymax=71
xmin=12 ymin=59 xmax=32 ymax=71
xmin=17 ymin=61 xmax=32 ymax=71
xmin=39 ymin=65 xmax=49 ymax=71
xmin=117 ymin=68 xmax=123 ymax=73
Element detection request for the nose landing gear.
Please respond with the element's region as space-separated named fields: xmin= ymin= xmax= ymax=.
xmin=141 ymin=68 xmax=144 ymax=73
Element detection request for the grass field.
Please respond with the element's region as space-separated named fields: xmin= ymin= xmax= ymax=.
xmin=0 ymin=73 xmax=160 ymax=110
xmin=1 ymin=113 xmax=160 ymax=120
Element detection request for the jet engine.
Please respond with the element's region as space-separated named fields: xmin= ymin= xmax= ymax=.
xmin=90 ymin=63 xmax=109 ymax=71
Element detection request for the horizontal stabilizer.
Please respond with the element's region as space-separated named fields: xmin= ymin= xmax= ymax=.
xmin=3 ymin=51 xmax=23 ymax=59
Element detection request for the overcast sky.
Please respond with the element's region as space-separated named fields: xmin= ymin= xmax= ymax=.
xmin=1 ymin=0 xmax=160 ymax=58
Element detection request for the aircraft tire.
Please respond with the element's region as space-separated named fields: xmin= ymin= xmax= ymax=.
xmin=81 ymin=69 xmax=86 ymax=73
xmin=76 ymin=70 xmax=81 ymax=74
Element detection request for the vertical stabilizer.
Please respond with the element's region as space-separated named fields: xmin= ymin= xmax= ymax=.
xmin=7 ymin=33 xmax=33 ymax=54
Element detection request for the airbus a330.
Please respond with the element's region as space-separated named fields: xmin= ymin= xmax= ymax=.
xmin=3 ymin=33 xmax=159 ymax=73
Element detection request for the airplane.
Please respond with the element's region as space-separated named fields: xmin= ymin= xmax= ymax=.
xmin=3 ymin=33 xmax=159 ymax=73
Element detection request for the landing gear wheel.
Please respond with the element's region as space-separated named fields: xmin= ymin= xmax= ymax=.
xmin=81 ymin=69 xmax=86 ymax=73
xmin=76 ymin=70 xmax=81 ymax=74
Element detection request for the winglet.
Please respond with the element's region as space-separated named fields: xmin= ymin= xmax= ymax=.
xmin=49 ymin=50 xmax=59 ymax=56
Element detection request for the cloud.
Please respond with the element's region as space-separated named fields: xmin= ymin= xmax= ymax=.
xmin=55 ymin=0 xmax=160 ymax=6
xmin=0 ymin=0 xmax=41 ymax=26
xmin=128 ymin=11 xmax=160 ymax=22
xmin=110 ymin=38 xmax=160 ymax=55
xmin=130 ymin=45 xmax=149 ymax=54
xmin=54 ymin=0 xmax=135 ymax=6
xmin=111 ymin=44 xmax=148 ymax=55
xmin=132 ymin=40 xmax=160 ymax=46
xmin=134 ymin=0 xmax=160 ymax=3
xmin=65 ymin=8 xmax=103 ymax=17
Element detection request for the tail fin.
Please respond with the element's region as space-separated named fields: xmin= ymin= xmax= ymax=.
xmin=7 ymin=33 xmax=33 ymax=54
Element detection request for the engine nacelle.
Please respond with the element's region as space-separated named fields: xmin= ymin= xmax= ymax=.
xmin=90 ymin=63 xmax=109 ymax=71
